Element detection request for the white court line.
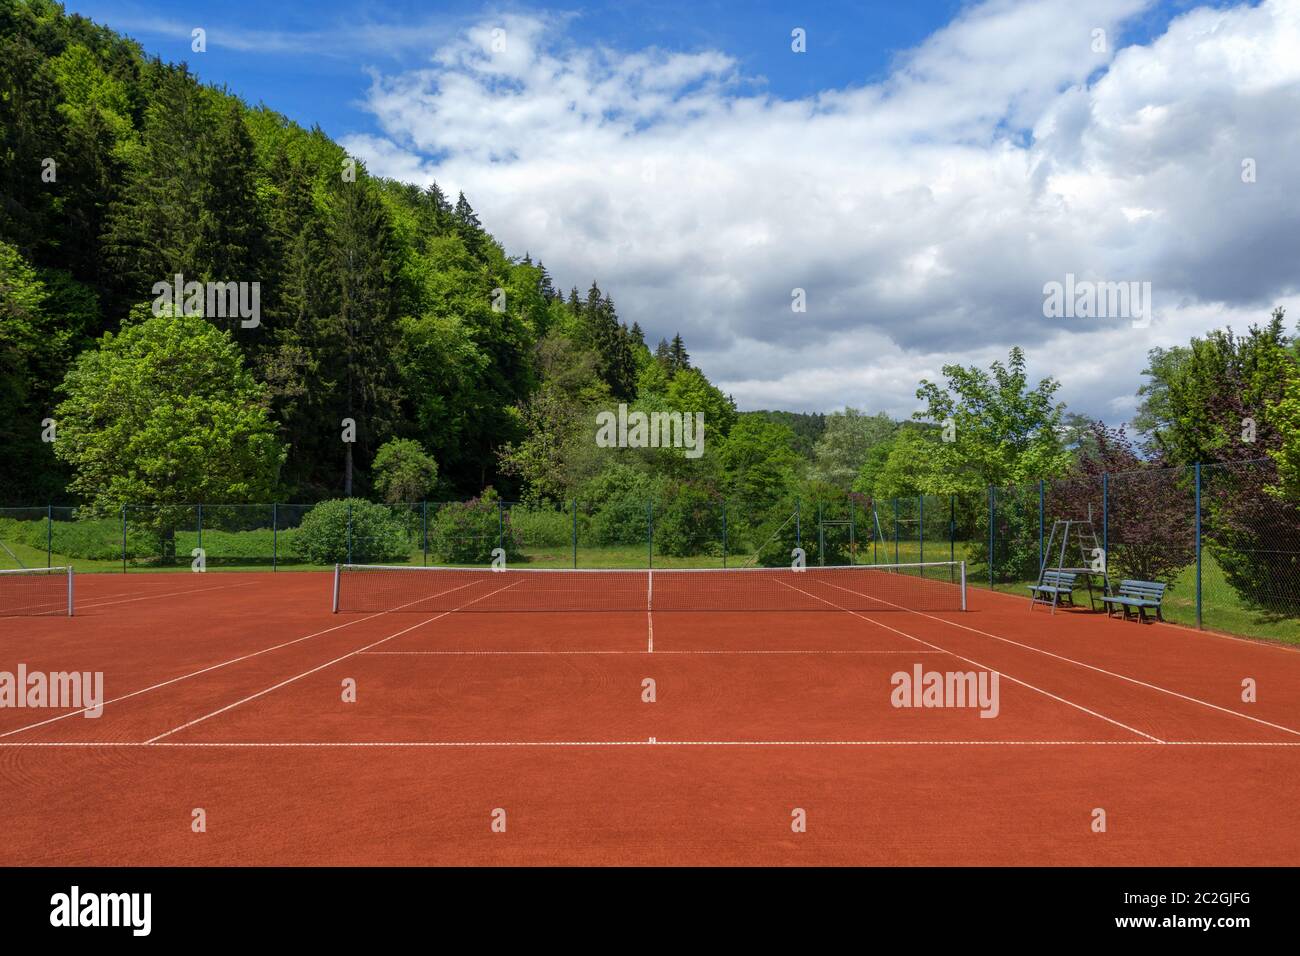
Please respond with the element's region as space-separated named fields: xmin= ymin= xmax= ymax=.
xmin=647 ymin=574 xmax=653 ymax=653
xmin=3 ymin=739 xmax=1299 ymax=748
xmin=0 ymin=577 xmax=489 ymax=739
xmin=360 ymin=649 xmax=950 ymax=655
xmin=74 ymin=579 xmax=260 ymax=610
xmin=820 ymin=578 xmax=1300 ymax=738
xmin=143 ymin=580 xmax=523 ymax=743
xmin=777 ymin=578 xmax=1162 ymax=742
xmin=985 ymin=583 xmax=1300 ymax=654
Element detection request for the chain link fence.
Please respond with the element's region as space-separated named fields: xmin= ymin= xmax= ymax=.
xmin=2 ymin=458 xmax=1296 ymax=638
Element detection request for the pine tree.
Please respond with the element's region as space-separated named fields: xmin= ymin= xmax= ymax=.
xmin=669 ymin=333 xmax=690 ymax=371
xmin=453 ymin=191 xmax=485 ymax=260
xmin=655 ymin=338 xmax=672 ymax=366
xmin=0 ymin=32 xmax=63 ymax=261
xmin=573 ymin=284 xmax=637 ymax=399
xmin=258 ymin=157 xmax=335 ymax=494
xmin=536 ymin=260 xmax=556 ymax=301
xmin=197 ymin=97 xmax=269 ymax=343
xmin=325 ymin=177 xmax=403 ymax=495
xmin=104 ymin=65 xmax=212 ymax=295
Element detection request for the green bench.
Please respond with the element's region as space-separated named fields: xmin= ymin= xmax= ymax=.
xmin=1028 ymin=570 xmax=1078 ymax=611
xmin=1102 ymin=580 xmax=1168 ymax=623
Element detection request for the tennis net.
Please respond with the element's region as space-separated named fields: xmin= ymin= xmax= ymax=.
xmin=0 ymin=567 xmax=74 ymax=617
xmin=332 ymin=561 xmax=965 ymax=614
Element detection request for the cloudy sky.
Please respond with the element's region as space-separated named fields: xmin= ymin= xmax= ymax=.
xmin=72 ymin=0 xmax=1300 ymax=422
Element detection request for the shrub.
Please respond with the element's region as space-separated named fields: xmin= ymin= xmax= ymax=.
xmin=507 ymin=505 xmax=572 ymax=548
xmin=579 ymin=465 xmax=662 ymax=546
xmin=652 ymin=484 xmax=722 ymax=557
xmin=428 ymin=489 xmax=521 ymax=565
xmin=0 ymin=514 xmax=149 ymax=561
xmin=295 ymin=499 xmax=410 ymax=565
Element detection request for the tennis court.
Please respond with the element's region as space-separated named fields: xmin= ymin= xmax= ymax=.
xmin=1 ymin=563 xmax=1298 ymax=866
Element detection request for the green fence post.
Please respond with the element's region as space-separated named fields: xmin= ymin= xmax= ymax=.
xmin=1038 ymin=479 xmax=1045 ymax=574
xmin=346 ymin=499 xmax=353 ymax=565
xmin=1195 ymin=463 xmax=1202 ymax=629
xmin=46 ymin=504 xmax=52 ymax=568
xmin=571 ymin=500 xmax=578 ymax=569
xmin=421 ymin=501 xmax=428 ymax=566
xmin=918 ymin=495 xmax=924 ymax=565
xmin=121 ymin=504 xmax=127 ymax=573
xmin=647 ymin=502 xmax=654 ymax=569
xmin=949 ymin=494 xmax=956 ymax=565
xmin=795 ymin=500 xmax=801 ymax=551
xmin=873 ymin=503 xmax=879 ymax=564
xmin=849 ymin=504 xmax=856 ymax=565
xmin=893 ymin=498 xmax=899 ymax=565
xmin=272 ymin=503 xmax=278 ymax=571
xmin=197 ymin=503 xmax=203 ymax=553
xmin=722 ymin=500 xmax=728 ymax=569
xmin=817 ymin=502 xmax=825 ymax=566
xmin=497 ymin=501 xmax=505 ymax=554
xmin=1102 ymin=473 xmax=1109 ymax=561
xmin=987 ymin=487 xmax=995 ymax=588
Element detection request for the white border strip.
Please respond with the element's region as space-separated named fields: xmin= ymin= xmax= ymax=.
xmin=2 ymin=739 xmax=1298 ymax=749
xmin=340 ymin=561 xmax=963 ymax=575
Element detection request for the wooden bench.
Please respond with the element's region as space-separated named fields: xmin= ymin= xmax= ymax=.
xmin=1101 ymin=580 xmax=1168 ymax=623
xmin=1028 ymin=570 xmax=1078 ymax=611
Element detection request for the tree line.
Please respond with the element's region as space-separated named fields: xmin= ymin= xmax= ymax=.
xmin=3 ymin=0 xmax=1298 ymax=589
xmin=0 ymin=0 xmax=727 ymax=507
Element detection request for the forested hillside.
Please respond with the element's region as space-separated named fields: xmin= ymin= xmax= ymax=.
xmin=4 ymin=0 xmax=1300 ymax=550
xmin=0 ymin=0 xmax=738 ymax=505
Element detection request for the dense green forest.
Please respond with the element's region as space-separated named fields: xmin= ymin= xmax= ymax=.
xmin=3 ymin=0 xmax=1300 ymax=534
xmin=0 ymin=0 xmax=733 ymax=505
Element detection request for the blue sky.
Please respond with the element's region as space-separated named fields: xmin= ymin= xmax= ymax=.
xmin=62 ymin=0 xmax=1204 ymax=141
xmin=68 ymin=1 xmax=975 ymax=139
xmin=61 ymin=1 xmax=1298 ymax=422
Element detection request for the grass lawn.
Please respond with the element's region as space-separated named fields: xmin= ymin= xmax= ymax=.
xmin=979 ymin=549 xmax=1300 ymax=647
xmin=5 ymin=521 xmax=1297 ymax=645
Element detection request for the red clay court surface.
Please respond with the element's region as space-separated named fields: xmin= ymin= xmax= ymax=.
xmin=1 ymin=569 xmax=1298 ymax=866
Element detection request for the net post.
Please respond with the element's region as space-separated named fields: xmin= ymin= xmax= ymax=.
xmin=67 ymin=566 xmax=74 ymax=617
xmin=332 ymin=563 xmax=340 ymax=613
xmin=960 ymin=560 xmax=967 ymax=611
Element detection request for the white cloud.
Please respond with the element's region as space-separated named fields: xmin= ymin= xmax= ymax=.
xmin=342 ymin=0 xmax=1300 ymax=420
xmin=106 ymin=11 xmax=466 ymax=58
